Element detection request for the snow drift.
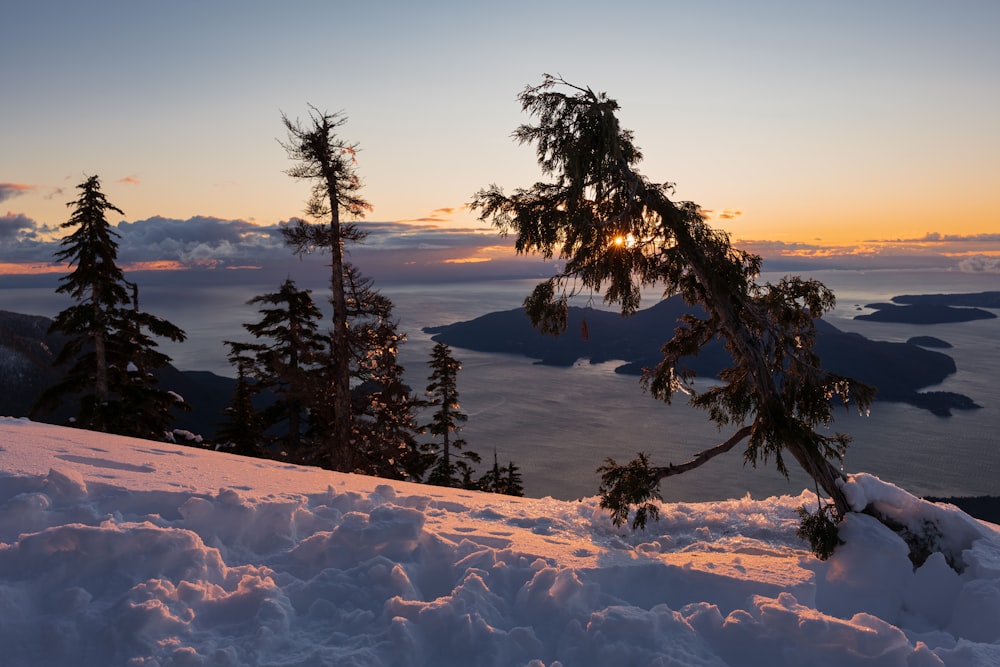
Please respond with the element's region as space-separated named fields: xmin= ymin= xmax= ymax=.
xmin=0 ymin=417 xmax=997 ymax=666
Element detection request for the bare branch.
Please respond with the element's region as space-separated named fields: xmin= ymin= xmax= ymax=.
xmin=652 ymin=425 xmax=753 ymax=481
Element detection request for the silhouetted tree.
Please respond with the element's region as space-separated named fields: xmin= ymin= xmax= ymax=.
xmin=423 ymin=342 xmax=480 ymax=487
xmin=343 ymin=265 xmax=425 ymax=479
xmin=216 ymin=343 xmax=265 ymax=457
xmin=112 ymin=279 xmax=191 ymax=439
xmin=280 ymin=107 xmax=372 ymax=472
xmin=472 ymin=76 xmax=874 ymax=547
xmin=479 ymin=450 xmax=525 ymax=497
xmin=230 ymin=279 xmax=326 ymax=457
xmin=34 ymin=175 xmax=187 ymax=439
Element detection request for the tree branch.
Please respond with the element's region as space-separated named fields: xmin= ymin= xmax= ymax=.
xmin=652 ymin=424 xmax=753 ymax=481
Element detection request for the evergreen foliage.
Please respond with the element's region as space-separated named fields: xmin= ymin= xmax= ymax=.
xmin=280 ymin=106 xmax=372 ymax=472
xmin=226 ymin=271 xmax=425 ymax=478
xmin=34 ymin=175 xmax=187 ymax=439
xmin=479 ymin=450 xmax=525 ymax=497
xmin=596 ymin=453 xmax=662 ymax=530
xmin=216 ymin=345 xmax=265 ymax=457
xmin=796 ymin=504 xmax=843 ymax=561
xmin=226 ymin=279 xmax=326 ymax=458
xmin=423 ymin=342 xmax=481 ymax=488
xmin=344 ymin=265 xmax=424 ymax=480
xmin=471 ymin=76 xmax=875 ymax=540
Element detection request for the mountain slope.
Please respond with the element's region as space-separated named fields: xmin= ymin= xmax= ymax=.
xmin=0 ymin=417 xmax=998 ymax=666
xmin=0 ymin=310 xmax=236 ymax=438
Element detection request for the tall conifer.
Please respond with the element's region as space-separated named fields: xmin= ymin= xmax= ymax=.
xmin=344 ymin=265 xmax=423 ymax=479
xmin=34 ymin=175 xmax=187 ymax=438
xmin=423 ymin=342 xmax=480 ymax=487
xmin=231 ymin=279 xmax=325 ymax=457
xmin=280 ymin=107 xmax=372 ymax=472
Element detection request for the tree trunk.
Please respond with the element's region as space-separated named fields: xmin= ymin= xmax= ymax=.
xmin=325 ymin=177 xmax=353 ymax=472
xmin=91 ymin=290 xmax=109 ymax=431
xmin=655 ymin=199 xmax=852 ymax=516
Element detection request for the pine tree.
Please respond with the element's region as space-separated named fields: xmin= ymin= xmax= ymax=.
xmin=110 ymin=280 xmax=190 ymax=440
xmin=501 ymin=461 xmax=525 ymax=497
xmin=216 ymin=343 xmax=265 ymax=457
xmin=478 ymin=450 xmax=525 ymax=496
xmin=230 ymin=279 xmax=326 ymax=458
xmin=472 ymin=76 xmax=874 ymax=534
xmin=34 ymin=175 xmax=187 ymax=439
xmin=424 ymin=342 xmax=480 ymax=487
xmin=344 ymin=264 xmax=425 ymax=480
xmin=280 ymin=107 xmax=372 ymax=472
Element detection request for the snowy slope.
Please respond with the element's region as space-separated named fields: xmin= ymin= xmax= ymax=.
xmin=0 ymin=417 xmax=998 ymax=666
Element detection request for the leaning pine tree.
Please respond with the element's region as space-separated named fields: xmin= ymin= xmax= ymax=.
xmin=471 ymin=76 xmax=877 ymax=557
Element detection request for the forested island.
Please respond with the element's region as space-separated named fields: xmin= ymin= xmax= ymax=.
xmin=425 ymin=296 xmax=981 ymax=417
xmin=855 ymin=291 xmax=999 ymax=323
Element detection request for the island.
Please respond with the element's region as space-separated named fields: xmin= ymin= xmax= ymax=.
xmin=893 ymin=291 xmax=1000 ymax=308
xmin=854 ymin=291 xmax=999 ymax=324
xmin=855 ymin=303 xmax=995 ymax=324
xmin=425 ymin=296 xmax=980 ymax=417
xmin=907 ymin=336 xmax=952 ymax=349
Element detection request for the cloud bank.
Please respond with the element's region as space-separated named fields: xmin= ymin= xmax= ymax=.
xmin=741 ymin=232 xmax=1000 ymax=274
xmin=0 ymin=213 xmax=555 ymax=282
xmin=0 ymin=209 xmax=997 ymax=283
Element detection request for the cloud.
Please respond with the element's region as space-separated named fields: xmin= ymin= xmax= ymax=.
xmin=114 ymin=216 xmax=287 ymax=268
xmin=894 ymin=231 xmax=1000 ymax=244
xmin=0 ymin=214 xmax=511 ymax=278
xmin=701 ymin=208 xmax=743 ymax=221
xmin=0 ymin=213 xmax=57 ymax=272
xmin=105 ymin=216 xmax=529 ymax=280
xmin=117 ymin=176 xmax=141 ymax=186
xmin=0 ymin=207 xmax=993 ymax=286
xmin=735 ymin=233 xmax=1000 ymax=274
xmin=956 ymin=256 xmax=1000 ymax=273
xmin=398 ymin=205 xmax=470 ymax=224
xmin=0 ymin=183 xmax=36 ymax=203
xmin=5 ymin=211 xmax=990 ymax=282
xmin=0 ymin=212 xmax=40 ymax=242
xmin=355 ymin=220 xmax=495 ymax=252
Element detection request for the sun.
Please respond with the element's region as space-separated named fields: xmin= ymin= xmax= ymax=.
xmin=611 ymin=233 xmax=636 ymax=248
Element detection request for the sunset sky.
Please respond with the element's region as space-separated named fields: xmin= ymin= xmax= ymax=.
xmin=3 ymin=1 xmax=999 ymax=280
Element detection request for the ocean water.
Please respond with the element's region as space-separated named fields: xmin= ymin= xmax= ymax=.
xmin=3 ymin=268 xmax=998 ymax=502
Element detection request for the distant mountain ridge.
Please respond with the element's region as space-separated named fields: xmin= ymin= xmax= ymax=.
xmin=424 ymin=297 xmax=980 ymax=417
xmin=0 ymin=310 xmax=235 ymax=439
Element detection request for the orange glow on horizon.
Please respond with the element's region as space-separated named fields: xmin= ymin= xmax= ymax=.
xmin=121 ymin=260 xmax=189 ymax=272
xmin=0 ymin=262 xmax=65 ymax=276
xmin=940 ymin=250 xmax=1000 ymax=258
xmin=0 ymin=260 xmax=189 ymax=276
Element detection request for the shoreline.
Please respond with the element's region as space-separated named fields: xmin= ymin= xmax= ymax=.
xmin=926 ymin=496 xmax=1000 ymax=524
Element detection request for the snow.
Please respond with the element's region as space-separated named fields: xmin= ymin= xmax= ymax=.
xmin=0 ymin=417 xmax=998 ymax=666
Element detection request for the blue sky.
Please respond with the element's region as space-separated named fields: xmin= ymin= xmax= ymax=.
xmin=3 ymin=1 xmax=999 ymax=281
